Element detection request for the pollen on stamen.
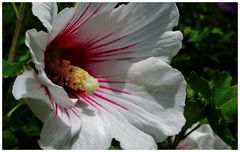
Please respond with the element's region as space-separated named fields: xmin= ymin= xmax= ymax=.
xmin=48 ymin=58 xmax=99 ymax=95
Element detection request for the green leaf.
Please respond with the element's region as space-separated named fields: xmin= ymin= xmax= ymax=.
xmin=220 ymin=96 xmax=237 ymax=123
xmin=174 ymin=85 xmax=207 ymax=147
xmin=211 ymin=28 xmax=223 ymax=35
xmin=3 ymin=129 xmax=18 ymax=148
xmin=3 ymin=59 xmax=25 ymax=78
xmin=210 ymin=72 xmax=237 ymax=123
xmin=212 ymin=72 xmax=232 ymax=101
xmin=188 ymin=71 xmax=213 ymax=104
xmin=206 ymin=105 xmax=237 ymax=149
xmin=211 ymin=72 xmax=237 ymax=107
xmin=188 ymin=27 xmax=211 ymax=42
xmin=109 ymin=139 xmax=121 ymax=150
xmin=215 ymin=85 xmax=237 ymax=107
xmin=184 ymin=99 xmax=206 ymax=127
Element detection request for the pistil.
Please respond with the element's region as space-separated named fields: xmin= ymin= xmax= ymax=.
xmin=48 ymin=58 xmax=99 ymax=95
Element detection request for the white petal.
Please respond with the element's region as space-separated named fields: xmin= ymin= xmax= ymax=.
xmin=12 ymin=69 xmax=52 ymax=122
xmin=25 ymin=29 xmax=74 ymax=107
xmin=213 ymin=135 xmax=231 ymax=149
xmin=32 ymin=2 xmax=58 ymax=32
xmin=50 ymin=3 xmax=117 ymax=40
xmin=38 ymin=107 xmax=81 ymax=149
xmin=176 ymin=137 xmax=198 ymax=149
xmin=25 ymin=29 xmax=48 ymax=71
xmin=94 ymin=103 xmax=157 ymax=149
xmin=71 ymin=108 xmax=112 ymax=149
xmin=73 ymin=96 xmax=156 ymax=149
xmin=184 ymin=124 xmax=231 ymax=150
xmin=75 ymin=3 xmax=181 ymax=62
xmin=92 ymin=57 xmax=186 ymax=142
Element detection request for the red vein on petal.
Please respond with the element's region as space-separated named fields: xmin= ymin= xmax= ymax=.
xmin=79 ymin=94 xmax=98 ymax=109
xmin=117 ymin=57 xmax=134 ymax=60
xmin=40 ymin=85 xmax=55 ymax=108
xmin=66 ymin=3 xmax=92 ymax=33
xmin=86 ymin=96 xmax=107 ymax=110
xmin=66 ymin=4 xmax=102 ymax=38
xmin=93 ymin=93 xmax=128 ymax=110
xmin=88 ymin=35 xmax=128 ymax=51
xmin=98 ymin=80 xmax=125 ymax=84
xmin=56 ymin=3 xmax=92 ymax=40
xmin=89 ymin=44 xmax=135 ymax=56
xmin=64 ymin=107 xmax=70 ymax=120
xmin=95 ymin=75 xmax=113 ymax=79
xmin=99 ymin=85 xmax=130 ymax=94
xmin=91 ymin=51 xmax=132 ymax=58
xmin=70 ymin=107 xmax=80 ymax=118
xmin=55 ymin=103 xmax=58 ymax=115
xmin=86 ymin=32 xmax=114 ymax=46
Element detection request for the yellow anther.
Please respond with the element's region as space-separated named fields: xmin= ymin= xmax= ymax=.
xmin=49 ymin=59 xmax=99 ymax=95
xmin=84 ymin=77 xmax=99 ymax=95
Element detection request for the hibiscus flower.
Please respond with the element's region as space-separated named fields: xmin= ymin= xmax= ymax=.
xmin=176 ymin=124 xmax=231 ymax=149
xmin=12 ymin=2 xmax=186 ymax=149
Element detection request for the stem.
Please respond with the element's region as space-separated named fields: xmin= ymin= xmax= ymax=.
xmin=3 ymin=80 xmax=13 ymax=114
xmin=173 ymin=124 xmax=202 ymax=148
xmin=7 ymin=100 xmax=25 ymax=118
xmin=3 ymin=99 xmax=26 ymax=130
xmin=11 ymin=3 xmax=20 ymax=20
xmin=8 ymin=3 xmax=28 ymax=62
xmin=173 ymin=128 xmax=188 ymax=148
xmin=182 ymin=124 xmax=201 ymax=139
xmin=167 ymin=137 xmax=174 ymax=149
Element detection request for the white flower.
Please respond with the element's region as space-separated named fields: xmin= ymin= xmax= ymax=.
xmin=177 ymin=124 xmax=231 ymax=149
xmin=12 ymin=2 xmax=186 ymax=149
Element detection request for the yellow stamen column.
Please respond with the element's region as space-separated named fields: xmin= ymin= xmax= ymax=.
xmin=49 ymin=59 xmax=99 ymax=95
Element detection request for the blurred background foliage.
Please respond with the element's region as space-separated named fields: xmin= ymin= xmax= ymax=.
xmin=2 ymin=2 xmax=238 ymax=149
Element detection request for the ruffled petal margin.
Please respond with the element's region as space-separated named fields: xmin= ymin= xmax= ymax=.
xmin=12 ymin=69 xmax=52 ymax=122
xmin=32 ymin=2 xmax=58 ymax=32
xmin=25 ymin=29 xmax=74 ymax=107
xmin=91 ymin=57 xmax=186 ymax=142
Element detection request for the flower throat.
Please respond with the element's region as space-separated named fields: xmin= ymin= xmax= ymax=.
xmin=46 ymin=58 xmax=99 ymax=95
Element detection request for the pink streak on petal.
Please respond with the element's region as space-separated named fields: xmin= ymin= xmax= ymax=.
xmin=98 ymin=80 xmax=125 ymax=84
xmin=86 ymin=32 xmax=114 ymax=46
xmin=89 ymin=44 xmax=135 ymax=56
xmin=117 ymin=57 xmax=134 ymax=60
xmin=86 ymin=96 xmax=107 ymax=111
xmin=79 ymin=94 xmax=98 ymax=109
xmin=95 ymin=75 xmax=113 ymax=79
xmin=42 ymin=86 xmax=55 ymax=109
xmin=88 ymin=35 xmax=128 ymax=51
xmin=93 ymin=93 xmax=128 ymax=110
xmin=91 ymin=51 xmax=131 ymax=58
xmin=56 ymin=3 xmax=92 ymax=39
xmin=55 ymin=103 xmax=58 ymax=115
xmin=70 ymin=107 xmax=80 ymax=118
xmin=99 ymin=85 xmax=130 ymax=94
xmin=66 ymin=4 xmax=102 ymax=38
xmin=64 ymin=3 xmax=92 ymax=36
xmin=64 ymin=107 xmax=70 ymax=120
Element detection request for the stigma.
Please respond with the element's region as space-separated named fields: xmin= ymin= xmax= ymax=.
xmin=48 ymin=59 xmax=99 ymax=95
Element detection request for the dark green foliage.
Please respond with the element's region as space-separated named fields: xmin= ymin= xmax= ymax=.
xmin=172 ymin=3 xmax=237 ymax=79
xmin=3 ymin=104 xmax=42 ymax=149
xmin=3 ymin=59 xmax=27 ymax=78
xmin=172 ymin=71 xmax=237 ymax=149
xmin=188 ymin=72 xmax=213 ymax=104
xmin=108 ymin=138 xmax=122 ymax=150
xmin=169 ymin=4 xmax=237 ymax=149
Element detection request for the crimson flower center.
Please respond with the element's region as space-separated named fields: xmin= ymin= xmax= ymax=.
xmin=45 ymin=40 xmax=99 ymax=96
